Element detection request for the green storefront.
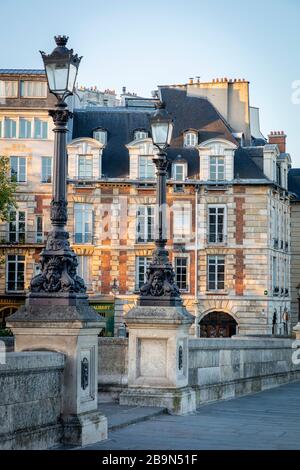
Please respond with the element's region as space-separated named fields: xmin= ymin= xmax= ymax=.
xmin=90 ymin=301 xmax=115 ymax=337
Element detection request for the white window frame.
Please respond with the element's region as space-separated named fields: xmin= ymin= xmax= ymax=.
xmin=41 ymin=156 xmax=52 ymax=183
xmin=35 ymin=215 xmax=43 ymax=243
xmin=208 ymin=205 xmax=226 ymax=244
xmin=209 ymin=156 xmax=225 ymax=181
xmin=172 ymin=163 xmax=187 ymax=181
xmin=77 ymin=154 xmax=93 ymax=179
xmin=10 ymin=156 xmax=26 ymax=183
xmin=173 ymin=204 xmax=192 ymax=240
xmin=207 ymin=255 xmax=225 ymax=291
xmin=174 ymin=255 xmax=189 ymax=292
xmin=19 ymin=117 xmax=32 ymax=139
xmin=139 ymin=155 xmax=155 ymax=179
xmin=8 ymin=209 xmax=26 ymax=243
xmin=93 ymin=129 xmax=107 ymax=145
xmin=74 ymin=203 xmax=93 ymax=244
xmin=4 ymin=117 xmax=17 ymax=138
xmin=77 ymin=255 xmax=92 ymax=290
xmin=184 ymin=131 xmax=197 ymax=148
xmin=0 ymin=80 xmax=18 ymax=98
xmin=20 ymin=80 xmax=47 ymax=98
xmin=6 ymin=255 xmax=25 ymax=292
xmin=135 ymin=256 xmax=151 ymax=290
xmin=136 ymin=205 xmax=155 ymax=243
xmin=34 ymin=118 xmax=48 ymax=139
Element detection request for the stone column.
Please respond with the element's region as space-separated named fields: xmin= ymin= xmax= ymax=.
xmin=119 ymin=305 xmax=196 ymax=415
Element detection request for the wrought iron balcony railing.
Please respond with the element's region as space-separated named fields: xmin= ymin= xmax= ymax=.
xmin=0 ymin=231 xmax=47 ymax=245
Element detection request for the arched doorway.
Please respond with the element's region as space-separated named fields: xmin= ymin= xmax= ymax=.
xmin=200 ymin=311 xmax=237 ymax=338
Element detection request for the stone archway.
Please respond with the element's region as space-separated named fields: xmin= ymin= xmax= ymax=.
xmin=199 ymin=311 xmax=237 ymax=338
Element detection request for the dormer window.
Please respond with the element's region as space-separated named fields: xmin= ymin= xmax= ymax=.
xmin=173 ymin=162 xmax=187 ymax=181
xmin=209 ymin=156 xmax=225 ymax=181
xmin=93 ymin=128 xmax=107 ymax=145
xmin=134 ymin=130 xmax=148 ymax=140
xmin=184 ymin=131 xmax=198 ymax=148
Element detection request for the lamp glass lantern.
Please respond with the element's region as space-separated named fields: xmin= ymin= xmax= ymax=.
xmin=40 ymin=36 xmax=81 ymax=100
xmin=150 ymin=102 xmax=173 ymax=151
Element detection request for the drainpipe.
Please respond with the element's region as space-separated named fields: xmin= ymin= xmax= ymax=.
xmin=194 ymin=185 xmax=200 ymax=337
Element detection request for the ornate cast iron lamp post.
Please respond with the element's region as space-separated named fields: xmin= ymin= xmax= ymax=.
xmin=140 ymin=101 xmax=182 ymax=306
xmin=30 ymin=36 xmax=86 ymax=295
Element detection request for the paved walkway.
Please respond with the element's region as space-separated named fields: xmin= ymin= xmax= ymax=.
xmin=83 ymin=382 xmax=300 ymax=450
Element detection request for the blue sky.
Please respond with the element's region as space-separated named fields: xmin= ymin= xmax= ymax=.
xmin=1 ymin=0 xmax=300 ymax=164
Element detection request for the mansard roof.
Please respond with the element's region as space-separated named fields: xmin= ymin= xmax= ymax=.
xmin=288 ymin=169 xmax=300 ymax=201
xmin=72 ymin=87 xmax=266 ymax=181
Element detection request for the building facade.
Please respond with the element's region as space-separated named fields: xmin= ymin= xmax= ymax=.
xmin=0 ymin=73 xmax=293 ymax=337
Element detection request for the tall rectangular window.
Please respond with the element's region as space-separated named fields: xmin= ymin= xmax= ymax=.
xmin=78 ymin=155 xmax=93 ymax=179
xmin=74 ymin=203 xmax=93 ymax=243
xmin=210 ymin=156 xmax=225 ymax=181
xmin=136 ymin=206 xmax=154 ymax=242
xmin=34 ymin=118 xmax=48 ymax=139
xmin=208 ymin=206 xmax=225 ymax=243
xmin=10 ymin=156 xmax=26 ymax=182
xmin=0 ymin=80 xmax=18 ymax=98
xmin=139 ymin=156 xmax=155 ymax=179
xmin=77 ymin=256 xmax=92 ymax=290
xmin=9 ymin=210 xmax=26 ymax=243
xmin=19 ymin=118 xmax=32 ymax=138
xmin=173 ymin=205 xmax=191 ymax=239
xmin=208 ymin=255 xmax=225 ymax=291
xmin=175 ymin=257 xmax=188 ymax=291
xmin=136 ymin=256 xmax=151 ymax=289
xmin=273 ymin=256 xmax=277 ymax=292
xmin=36 ymin=215 xmax=43 ymax=243
xmin=4 ymin=118 xmax=17 ymax=138
xmin=20 ymin=81 xmax=47 ymax=98
xmin=6 ymin=255 xmax=25 ymax=292
xmin=41 ymin=156 xmax=52 ymax=183
xmin=173 ymin=163 xmax=186 ymax=181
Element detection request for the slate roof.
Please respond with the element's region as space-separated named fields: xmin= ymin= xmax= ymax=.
xmin=0 ymin=69 xmax=45 ymax=75
xmin=72 ymin=87 xmax=267 ymax=181
xmin=288 ymin=169 xmax=300 ymax=200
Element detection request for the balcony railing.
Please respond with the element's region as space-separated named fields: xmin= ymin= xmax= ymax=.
xmin=0 ymin=231 xmax=47 ymax=245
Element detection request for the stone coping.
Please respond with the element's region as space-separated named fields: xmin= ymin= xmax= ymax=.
xmin=189 ymin=338 xmax=294 ymax=350
xmin=0 ymin=351 xmax=65 ymax=373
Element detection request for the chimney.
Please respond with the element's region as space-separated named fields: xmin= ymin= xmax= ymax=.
xmin=122 ymin=86 xmax=126 ymax=94
xmin=188 ymin=77 xmax=194 ymax=84
xmin=268 ymin=130 xmax=287 ymax=153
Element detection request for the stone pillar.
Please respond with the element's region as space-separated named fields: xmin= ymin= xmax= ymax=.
xmin=119 ymin=305 xmax=196 ymax=415
xmin=7 ymin=294 xmax=108 ymax=447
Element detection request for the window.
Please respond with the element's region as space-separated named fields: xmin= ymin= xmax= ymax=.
xmin=36 ymin=215 xmax=43 ymax=243
xmin=9 ymin=210 xmax=26 ymax=243
xmin=175 ymin=257 xmax=188 ymax=291
xmin=93 ymin=129 xmax=107 ymax=145
xmin=19 ymin=118 xmax=32 ymax=138
xmin=273 ymin=256 xmax=278 ymax=292
xmin=34 ymin=118 xmax=48 ymax=139
xmin=136 ymin=256 xmax=151 ymax=289
xmin=210 ymin=156 xmax=225 ymax=181
xmin=208 ymin=255 xmax=225 ymax=291
xmin=6 ymin=255 xmax=25 ymax=292
xmin=20 ymin=81 xmax=47 ymax=98
xmin=139 ymin=156 xmax=155 ymax=179
xmin=137 ymin=206 xmax=155 ymax=242
xmin=208 ymin=206 xmax=225 ymax=243
xmin=173 ymin=205 xmax=191 ymax=239
xmin=184 ymin=131 xmax=197 ymax=147
xmin=10 ymin=156 xmax=26 ymax=182
xmin=134 ymin=130 xmax=148 ymax=140
xmin=78 ymin=155 xmax=93 ymax=179
xmin=41 ymin=156 xmax=52 ymax=183
xmin=173 ymin=163 xmax=186 ymax=181
xmin=0 ymin=80 xmax=18 ymax=98
xmin=77 ymin=256 xmax=92 ymax=290
xmin=74 ymin=203 xmax=93 ymax=243
xmin=4 ymin=118 xmax=17 ymax=138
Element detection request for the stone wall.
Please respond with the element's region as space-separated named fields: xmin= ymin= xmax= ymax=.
xmin=98 ymin=337 xmax=128 ymax=402
xmin=98 ymin=337 xmax=300 ymax=406
xmin=189 ymin=337 xmax=300 ymax=406
xmin=0 ymin=351 xmax=65 ymax=450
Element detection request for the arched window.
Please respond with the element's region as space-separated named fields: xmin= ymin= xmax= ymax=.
xmin=93 ymin=128 xmax=107 ymax=145
xmin=184 ymin=131 xmax=198 ymax=148
xmin=134 ymin=129 xmax=148 ymax=140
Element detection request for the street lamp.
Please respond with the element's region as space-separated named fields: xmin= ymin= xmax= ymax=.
xmin=29 ymin=36 xmax=85 ymax=295
xmin=139 ymin=101 xmax=181 ymax=306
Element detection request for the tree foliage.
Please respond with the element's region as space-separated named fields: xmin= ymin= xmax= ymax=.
xmin=0 ymin=156 xmax=17 ymax=222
